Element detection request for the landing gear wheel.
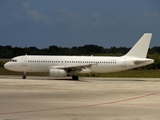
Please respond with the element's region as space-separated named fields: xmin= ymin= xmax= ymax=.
xmin=22 ymin=72 xmax=26 ymax=79
xmin=22 ymin=75 xmax=26 ymax=79
xmin=72 ymin=75 xmax=79 ymax=80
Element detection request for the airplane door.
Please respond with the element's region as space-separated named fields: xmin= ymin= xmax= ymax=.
xmin=22 ymin=55 xmax=27 ymax=66
xmin=121 ymin=59 xmax=126 ymax=67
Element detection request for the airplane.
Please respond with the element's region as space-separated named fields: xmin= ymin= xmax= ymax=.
xmin=4 ymin=33 xmax=154 ymax=80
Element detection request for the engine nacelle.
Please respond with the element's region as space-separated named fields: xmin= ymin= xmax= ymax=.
xmin=49 ymin=69 xmax=67 ymax=77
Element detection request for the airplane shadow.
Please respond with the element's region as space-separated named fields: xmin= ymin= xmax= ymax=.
xmin=1 ymin=75 xmax=155 ymax=82
xmin=26 ymin=76 xmax=89 ymax=82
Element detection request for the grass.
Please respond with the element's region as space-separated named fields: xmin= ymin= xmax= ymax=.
xmin=78 ymin=69 xmax=160 ymax=78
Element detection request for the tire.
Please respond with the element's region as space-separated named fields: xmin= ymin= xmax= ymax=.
xmin=22 ymin=75 xmax=26 ymax=79
xmin=72 ymin=75 xmax=79 ymax=80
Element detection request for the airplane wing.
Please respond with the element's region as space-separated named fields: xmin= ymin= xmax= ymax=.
xmin=49 ymin=63 xmax=97 ymax=71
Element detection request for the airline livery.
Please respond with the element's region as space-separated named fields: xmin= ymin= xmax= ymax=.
xmin=4 ymin=33 xmax=154 ymax=80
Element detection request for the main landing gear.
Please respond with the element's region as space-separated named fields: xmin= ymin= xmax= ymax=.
xmin=22 ymin=72 xmax=26 ymax=79
xmin=72 ymin=75 xmax=79 ymax=80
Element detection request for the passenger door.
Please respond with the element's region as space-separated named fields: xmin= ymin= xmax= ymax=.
xmin=22 ymin=55 xmax=27 ymax=66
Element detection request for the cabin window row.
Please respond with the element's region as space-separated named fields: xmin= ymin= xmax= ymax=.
xmin=28 ymin=60 xmax=116 ymax=64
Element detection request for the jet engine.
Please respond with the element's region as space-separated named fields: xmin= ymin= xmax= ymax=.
xmin=49 ymin=69 xmax=67 ymax=77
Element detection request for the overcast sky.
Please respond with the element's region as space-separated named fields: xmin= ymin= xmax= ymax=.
xmin=0 ymin=0 xmax=160 ymax=48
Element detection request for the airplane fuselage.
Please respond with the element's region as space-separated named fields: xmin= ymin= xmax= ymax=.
xmin=5 ymin=55 xmax=153 ymax=73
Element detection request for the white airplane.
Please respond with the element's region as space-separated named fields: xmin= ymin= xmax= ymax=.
xmin=4 ymin=33 xmax=154 ymax=80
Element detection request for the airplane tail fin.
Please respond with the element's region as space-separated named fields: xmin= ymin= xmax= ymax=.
xmin=123 ymin=33 xmax=152 ymax=58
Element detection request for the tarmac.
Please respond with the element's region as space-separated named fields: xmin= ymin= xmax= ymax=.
xmin=0 ymin=75 xmax=160 ymax=120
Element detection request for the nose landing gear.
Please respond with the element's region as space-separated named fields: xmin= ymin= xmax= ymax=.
xmin=22 ymin=72 xmax=26 ymax=79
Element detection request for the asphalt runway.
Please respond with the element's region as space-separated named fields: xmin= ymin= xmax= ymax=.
xmin=0 ymin=76 xmax=160 ymax=120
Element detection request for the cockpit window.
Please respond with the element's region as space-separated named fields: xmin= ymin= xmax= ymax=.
xmin=10 ymin=59 xmax=17 ymax=62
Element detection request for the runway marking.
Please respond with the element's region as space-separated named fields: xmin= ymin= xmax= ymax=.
xmin=118 ymin=103 xmax=160 ymax=107
xmin=0 ymin=92 xmax=160 ymax=115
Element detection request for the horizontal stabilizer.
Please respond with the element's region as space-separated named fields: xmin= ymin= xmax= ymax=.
xmin=134 ymin=59 xmax=154 ymax=65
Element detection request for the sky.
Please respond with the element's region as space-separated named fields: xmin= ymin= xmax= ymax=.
xmin=0 ymin=0 xmax=160 ymax=48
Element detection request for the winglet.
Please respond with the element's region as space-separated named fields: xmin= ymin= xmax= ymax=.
xmin=124 ymin=33 xmax=152 ymax=58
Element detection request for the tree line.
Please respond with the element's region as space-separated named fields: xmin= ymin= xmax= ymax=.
xmin=1 ymin=44 xmax=160 ymax=57
xmin=0 ymin=44 xmax=160 ymax=69
xmin=0 ymin=45 xmax=129 ymax=57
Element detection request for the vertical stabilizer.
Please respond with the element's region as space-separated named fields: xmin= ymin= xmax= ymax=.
xmin=124 ymin=33 xmax=152 ymax=58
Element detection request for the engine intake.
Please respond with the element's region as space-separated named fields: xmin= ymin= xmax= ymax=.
xmin=49 ymin=69 xmax=67 ymax=77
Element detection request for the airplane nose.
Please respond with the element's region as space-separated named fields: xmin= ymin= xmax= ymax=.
xmin=4 ymin=62 xmax=10 ymax=70
xmin=4 ymin=63 xmax=7 ymax=69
